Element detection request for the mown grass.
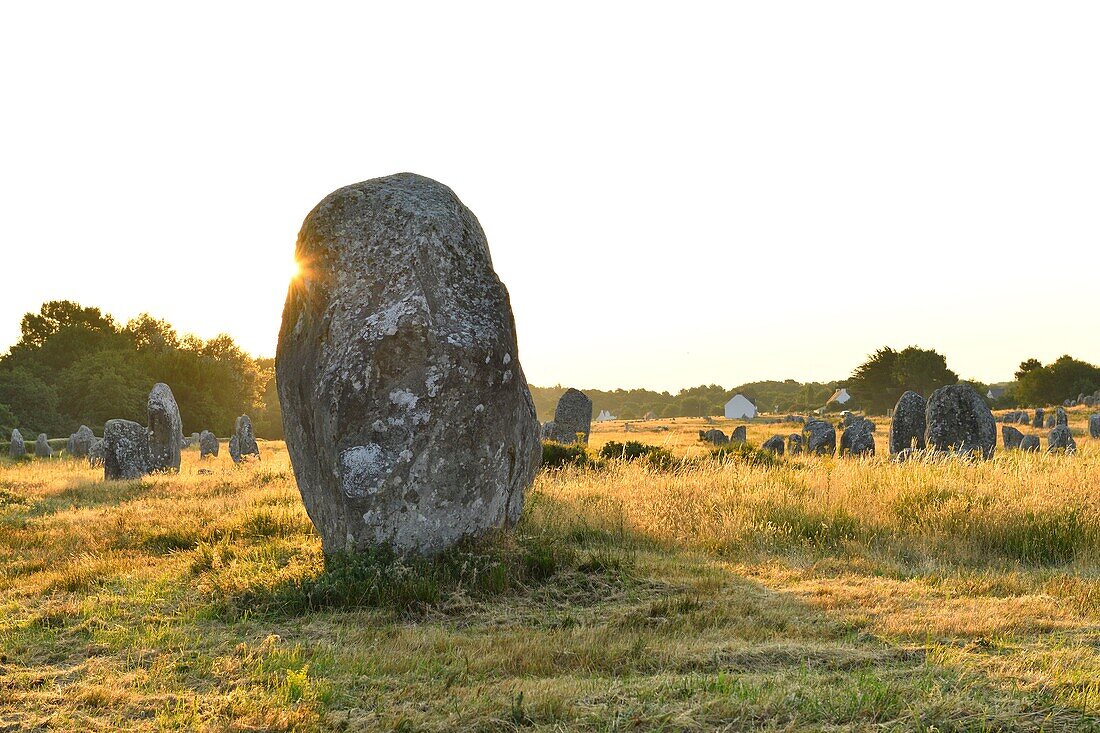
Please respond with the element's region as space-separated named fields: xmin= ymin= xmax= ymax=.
xmin=1 ymin=411 xmax=1100 ymax=730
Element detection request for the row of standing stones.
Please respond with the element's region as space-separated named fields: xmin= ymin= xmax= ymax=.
xmin=269 ymin=173 xmax=1100 ymax=557
xmin=6 ymin=385 xmax=260 ymax=476
xmin=695 ymin=385 xmax=1089 ymax=459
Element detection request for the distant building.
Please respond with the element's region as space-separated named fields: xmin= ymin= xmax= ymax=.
xmin=724 ymin=394 xmax=758 ymax=420
xmin=827 ymin=388 xmax=852 ymax=406
xmin=595 ymin=409 xmax=616 ymax=421
xmin=987 ymin=387 xmax=1006 ymax=400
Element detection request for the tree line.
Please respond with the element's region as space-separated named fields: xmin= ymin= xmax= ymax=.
xmin=0 ymin=301 xmax=282 ymax=439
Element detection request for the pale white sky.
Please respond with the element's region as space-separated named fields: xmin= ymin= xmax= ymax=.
xmin=1 ymin=2 xmax=1097 ymax=391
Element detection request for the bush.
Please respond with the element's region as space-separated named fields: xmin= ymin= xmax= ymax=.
xmin=598 ymin=440 xmax=678 ymax=470
xmin=541 ymin=441 xmax=599 ymax=469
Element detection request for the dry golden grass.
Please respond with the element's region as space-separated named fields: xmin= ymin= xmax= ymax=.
xmin=1 ymin=408 xmax=1099 ymax=731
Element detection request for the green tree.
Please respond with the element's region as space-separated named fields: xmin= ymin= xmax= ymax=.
xmin=0 ymin=367 xmax=62 ymax=435
xmin=893 ymin=346 xmax=958 ymax=398
xmin=61 ymin=350 xmax=148 ymax=428
xmin=1014 ymin=355 xmax=1100 ymax=406
xmin=848 ymin=346 xmax=957 ymax=414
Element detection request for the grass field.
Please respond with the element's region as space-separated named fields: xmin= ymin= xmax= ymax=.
xmin=2 ymin=409 xmax=1100 ymax=731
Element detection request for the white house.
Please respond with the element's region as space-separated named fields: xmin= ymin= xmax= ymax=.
xmin=723 ymin=394 xmax=758 ymax=420
xmin=827 ymin=388 xmax=852 ymax=406
xmin=987 ymin=387 xmax=1006 ymax=400
xmin=596 ymin=409 xmax=616 ymax=421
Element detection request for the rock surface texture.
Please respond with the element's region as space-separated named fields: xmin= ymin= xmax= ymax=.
xmin=1019 ymin=435 xmax=1041 ymax=452
xmin=71 ymin=425 xmax=96 ymax=457
xmin=762 ymin=435 xmax=785 ymax=455
xmin=730 ymin=425 xmax=747 ymax=444
xmin=1001 ymin=425 xmax=1024 ymax=450
xmin=803 ymin=420 xmax=836 ymax=456
xmin=9 ymin=429 xmax=24 ymax=459
xmin=840 ymin=419 xmax=875 ymax=456
xmin=547 ymin=389 xmax=592 ymax=445
xmin=103 ymin=419 xmax=151 ymax=480
xmin=88 ymin=438 xmax=105 ymax=467
xmin=34 ymin=434 xmax=52 ymax=458
xmin=1033 ymin=409 xmax=1045 ymax=428
xmin=925 ymin=384 xmax=996 ymax=459
xmin=148 ymin=383 xmax=183 ymax=472
xmin=199 ymin=430 xmax=219 ymax=458
xmin=230 ymin=416 xmax=260 ymax=463
xmin=1048 ymin=425 xmax=1077 ymax=454
xmin=787 ymin=433 xmax=803 ymax=455
xmin=276 ymin=173 xmax=541 ymax=556
xmin=1091 ymin=413 xmax=1100 ymax=439
xmin=699 ymin=429 xmax=728 ymax=445
xmin=889 ymin=391 xmax=926 ymax=455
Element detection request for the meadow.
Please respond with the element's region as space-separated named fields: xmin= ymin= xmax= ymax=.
xmin=2 ymin=410 xmax=1100 ymax=731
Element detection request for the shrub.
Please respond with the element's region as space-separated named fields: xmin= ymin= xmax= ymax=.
xmin=599 ymin=440 xmax=678 ymax=471
xmin=541 ymin=441 xmax=599 ymax=469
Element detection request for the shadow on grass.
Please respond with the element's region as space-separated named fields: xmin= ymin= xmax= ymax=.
xmin=25 ymin=479 xmax=155 ymax=517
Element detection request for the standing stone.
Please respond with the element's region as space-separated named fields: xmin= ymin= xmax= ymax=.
xmin=699 ymin=429 xmax=729 ymax=445
xmin=925 ymin=384 xmax=996 ymax=459
xmin=199 ymin=430 xmax=219 ymax=458
xmin=1017 ymin=410 xmax=1030 ymax=425
xmin=548 ymin=389 xmax=593 ymax=445
xmin=1055 ymin=407 xmax=1068 ymax=427
xmin=730 ymin=425 xmax=747 ymax=444
xmin=9 ymin=429 xmax=24 ymax=459
xmin=787 ymin=433 xmax=803 ymax=455
xmin=889 ymin=391 xmax=926 ymax=455
xmin=840 ymin=419 xmax=875 ymax=456
xmin=88 ymin=438 xmax=105 ymax=467
xmin=148 ymin=383 xmax=183 ymax=472
xmin=1045 ymin=415 xmax=1056 ymax=428
xmin=71 ymin=425 xmax=95 ymax=458
xmin=1033 ymin=408 xmax=1045 ymax=429
xmin=762 ymin=435 xmax=785 ymax=455
xmin=1019 ymin=435 xmax=1041 ymax=452
xmin=34 ymin=434 xmax=52 ymax=458
xmin=1001 ymin=425 xmax=1024 ymax=450
xmin=1048 ymin=425 xmax=1077 ymax=454
xmin=276 ymin=173 xmax=541 ymax=556
xmin=66 ymin=433 xmax=77 ymax=455
xmin=803 ymin=420 xmax=836 ymax=456
xmin=230 ymin=415 xmax=260 ymax=463
xmin=540 ymin=421 xmax=554 ymax=440
xmin=1090 ymin=413 xmax=1100 ymax=439
xmin=103 ymin=419 xmax=151 ymax=480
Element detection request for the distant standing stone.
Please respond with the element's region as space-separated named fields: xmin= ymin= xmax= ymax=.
xmin=1001 ymin=425 xmax=1024 ymax=450
xmin=230 ymin=415 xmax=260 ymax=463
xmin=787 ymin=433 xmax=803 ymax=455
xmin=71 ymin=425 xmax=96 ymax=458
xmin=148 ymin=383 xmax=183 ymax=472
xmin=699 ymin=429 xmax=729 ymax=445
xmin=803 ymin=420 xmax=836 ymax=456
xmin=762 ymin=435 xmax=785 ymax=455
xmin=1033 ymin=409 xmax=1045 ymax=429
xmin=1055 ymin=407 xmax=1068 ymax=427
xmin=34 ymin=434 xmax=52 ymax=458
xmin=199 ymin=430 xmax=219 ymax=458
xmin=1090 ymin=413 xmax=1100 ymax=438
xmin=925 ymin=384 xmax=996 ymax=459
xmin=1019 ymin=435 xmax=1041 ymax=452
xmin=840 ymin=419 xmax=875 ymax=456
xmin=889 ymin=391 xmax=926 ymax=455
xmin=103 ymin=419 xmax=151 ymax=480
xmin=541 ymin=421 xmax=554 ymax=439
xmin=548 ymin=389 xmax=593 ymax=445
xmin=1017 ymin=410 xmax=1030 ymax=425
xmin=88 ymin=438 xmax=105 ymax=467
xmin=9 ymin=429 xmax=24 ymax=459
xmin=730 ymin=425 xmax=747 ymax=444
xmin=275 ymin=174 xmax=541 ymax=556
xmin=1048 ymin=425 xmax=1077 ymax=454
xmin=1045 ymin=415 xmax=1055 ymax=428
